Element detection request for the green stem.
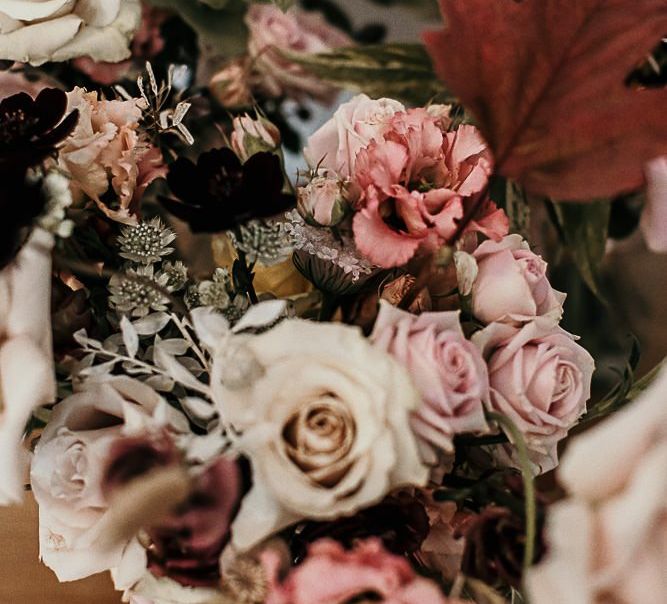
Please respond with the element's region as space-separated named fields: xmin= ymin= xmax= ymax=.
xmin=487 ymin=412 xmax=537 ymax=577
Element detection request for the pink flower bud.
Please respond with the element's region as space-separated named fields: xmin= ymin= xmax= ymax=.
xmin=230 ymin=114 xmax=282 ymax=162
xmin=297 ymin=176 xmax=350 ymax=227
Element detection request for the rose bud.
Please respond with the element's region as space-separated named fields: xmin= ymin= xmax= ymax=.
xmin=297 ymin=176 xmax=350 ymax=227
xmin=230 ymin=114 xmax=281 ymax=162
xmin=210 ymin=59 xmax=253 ymax=109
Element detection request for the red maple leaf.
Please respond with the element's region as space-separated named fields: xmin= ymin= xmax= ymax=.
xmin=424 ymin=0 xmax=667 ymax=200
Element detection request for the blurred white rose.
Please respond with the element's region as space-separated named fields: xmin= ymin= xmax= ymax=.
xmin=0 ymin=0 xmax=141 ymax=66
xmin=0 ymin=228 xmax=55 ymax=505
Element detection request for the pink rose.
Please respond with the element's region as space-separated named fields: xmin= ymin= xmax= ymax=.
xmin=640 ymin=155 xmax=667 ymax=252
xmin=468 ymin=234 xmax=566 ymax=325
xmin=352 ymin=113 xmax=493 ymax=268
xmin=304 ymin=94 xmax=405 ymax=178
xmin=245 ymin=4 xmax=352 ymax=103
xmin=371 ymin=301 xmax=489 ymax=462
xmin=264 ymin=538 xmax=451 ymax=604
xmin=527 ymin=367 xmax=667 ymax=604
xmin=210 ymin=58 xmax=254 ymax=109
xmin=473 ymin=320 xmax=595 ymax=473
xmin=297 ymin=175 xmax=350 ymax=226
xmin=61 ymin=87 xmax=164 ymax=223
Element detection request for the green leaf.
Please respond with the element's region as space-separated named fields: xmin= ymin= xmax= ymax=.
xmin=147 ymin=0 xmax=248 ymax=58
xmin=552 ymin=200 xmax=611 ymax=298
xmin=284 ymin=44 xmax=454 ymax=105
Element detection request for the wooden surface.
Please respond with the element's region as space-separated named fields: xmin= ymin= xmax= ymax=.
xmin=0 ymin=497 xmax=118 ymax=603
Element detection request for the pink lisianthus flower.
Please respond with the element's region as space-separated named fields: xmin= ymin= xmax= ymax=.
xmin=263 ymin=538 xmax=453 ymax=604
xmin=352 ymin=111 xmax=497 ymax=268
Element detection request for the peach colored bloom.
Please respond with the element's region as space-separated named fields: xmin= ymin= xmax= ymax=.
xmin=263 ymin=538 xmax=451 ymax=604
xmin=527 ymin=367 xmax=667 ymax=604
xmin=61 ymin=87 xmax=164 ymax=223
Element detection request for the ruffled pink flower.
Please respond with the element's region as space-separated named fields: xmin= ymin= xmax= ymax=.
xmin=371 ymin=301 xmax=489 ymax=462
xmin=352 ymin=112 xmax=495 ymax=268
xmin=263 ymin=538 xmax=451 ymax=604
xmin=61 ymin=88 xmax=165 ymax=223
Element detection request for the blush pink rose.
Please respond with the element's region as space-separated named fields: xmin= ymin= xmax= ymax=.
xmin=371 ymin=301 xmax=489 ymax=462
xmin=352 ymin=114 xmax=494 ymax=268
xmin=473 ymin=320 xmax=595 ymax=473
xmin=245 ymin=4 xmax=352 ymax=103
xmin=61 ymin=88 xmax=165 ymax=223
xmin=304 ymin=94 xmax=405 ymax=178
xmin=469 ymin=234 xmax=566 ymax=325
xmin=527 ymin=367 xmax=667 ymax=604
xmin=263 ymin=538 xmax=451 ymax=604
xmin=297 ymin=175 xmax=350 ymax=226
xmin=640 ymin=155 xmax=667 ymax=252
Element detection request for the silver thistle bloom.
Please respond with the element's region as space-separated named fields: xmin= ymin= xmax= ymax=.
xmin=109 ymin=265 xmax=170 ymax=317
xmin=159 ymin=260 xmax=188 ymax=292
xmin=117 ymin=218 xmax=176 ymax=265
xmin=229 ymin=219 xmax=293 ymax=266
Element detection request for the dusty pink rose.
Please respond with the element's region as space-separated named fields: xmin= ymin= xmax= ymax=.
xmin=60 ymin=87 xmax=165 ymax=223
xmin=640 ymin=155 xmax=667 ymax=252
xmin=527 ymin=367 xmax=667 ymax=604
xmin=473 ymin=320 xmax=595 ymax=473
xmin=371 ymin=301 xmax=489 ymax=462
xmin=352 ymin=113 xmax=494 ymax=268
xmin=210 ymin=58 xmax=254 ymax=109
xmin=304 ymin=94 xmax=405 ymax=178
xmin=297 ymin=175 xmax=350 ymax=226
xmin=468 ymin=234 xmax=566 ymax=325
xmin=263 ymin=538 xmax=451 ymax=604
xmin=246 ymin=4 xmax=352 ymax=103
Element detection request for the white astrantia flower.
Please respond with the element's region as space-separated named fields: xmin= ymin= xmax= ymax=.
xmin=0 ymin=0 xmax=142 ymax=66
xmin=0 ymin=228 xmax=56 ymax=505
xmin=209 ymin=318 xmax=429 ymax=552
xmin=30 ymin=376 xmax=188 ymax=582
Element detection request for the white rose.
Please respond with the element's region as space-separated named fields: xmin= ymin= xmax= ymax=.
xmin=30 ymin=376 xmax=188 ymax=582
xmin=0 ymin=228 xmax=55 ymax=505
xmin=304 ymin=93 xmax=405 ymax=178
xmin=213 ymin=319 xmax=428 ymax=551
xmin=0 ymin=0 xmax=141 ymax=66
xmin=527 ymin=367 xmax=667 ymax=603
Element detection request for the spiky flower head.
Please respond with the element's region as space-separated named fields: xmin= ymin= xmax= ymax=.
xmin=229 ymin=219 xmax=293 ymax=266
xmin=118 ymin=218 xmax=176 ymax=265
xmin=159 ymin=260 xmax=188 ymax=292
xmin=109 ymin=265 xmax=170 ymax=317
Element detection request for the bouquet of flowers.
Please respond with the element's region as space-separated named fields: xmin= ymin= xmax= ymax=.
xmin=0 ymin=0 xmax=665 ymax=603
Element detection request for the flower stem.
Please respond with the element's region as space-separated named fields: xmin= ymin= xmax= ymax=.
xmin=487 ymin=412 xmax=537 ymax=576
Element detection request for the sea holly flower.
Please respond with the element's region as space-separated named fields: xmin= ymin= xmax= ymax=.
xmin=159 ymin=148 xmax=295 ymax=233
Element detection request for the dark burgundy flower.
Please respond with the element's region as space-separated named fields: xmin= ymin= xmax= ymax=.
xmin=159 ymin=147 xmax=295 ymax=233
xmin=291 ymin=493 xmax=430 ymax=564
xmin=0 ymin=88 xmax=78 ymax=172
xmin=145 ymin=457 xmax=243 ymax=588
xmin=0 ymin=88 xmax=78 ymax=269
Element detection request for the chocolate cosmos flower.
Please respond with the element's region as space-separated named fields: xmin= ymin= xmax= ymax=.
xmin=0 ymin=88 xmax=78 ymax=268
xmin=159 ymin=148 xmax=295 ymax=233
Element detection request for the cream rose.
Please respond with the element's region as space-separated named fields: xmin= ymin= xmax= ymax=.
xmin=213 ymin=319 xmax=429 ymax=551
xmin=0 ymin=0 xmax=141 ymax=66
xmin=0 ymin=228 xmax=55 ymax=505
xmin=304 ymin=93 xmax=405 ymax=178
xmin=526 ymin=367 xmax=667 ymax=604
xmin=30 ymin=376 xmax=187 ymax=581
xmin=474 ymin=319 xmax=594 ymax=473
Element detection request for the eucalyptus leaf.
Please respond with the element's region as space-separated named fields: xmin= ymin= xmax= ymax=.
xmin=552 ymin=200 xmax=611 ymax=298
xmin=285 ymin=44 xmax=453 ymax=105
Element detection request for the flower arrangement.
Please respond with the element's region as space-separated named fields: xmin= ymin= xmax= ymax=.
xmin=0 ymin=1 xmax=665 ymax=603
